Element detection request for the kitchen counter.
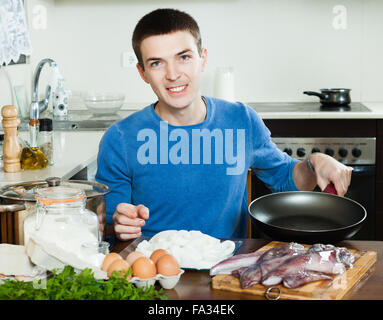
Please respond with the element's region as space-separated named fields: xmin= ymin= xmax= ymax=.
xmin=0 ymin=131 xmax=105 ymax=186
xmin=10 ymin=102 xmax=383 ymax=134
xmin=112 ymin=238 xmax=383 ymax=300
xmin=119 ymin=101 xmax=383 ymax=120
xmin=254 ymin=102 xmax=383 ymax=119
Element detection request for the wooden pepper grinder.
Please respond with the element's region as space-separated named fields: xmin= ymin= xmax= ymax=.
xmin=1 ymin=105 xmax=21 ymax=172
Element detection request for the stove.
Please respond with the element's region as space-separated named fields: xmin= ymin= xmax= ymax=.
xmin=247 ymin=102 xmax=371 ymax=113
xmin=272 ymin=137 xmax=376 ymax=165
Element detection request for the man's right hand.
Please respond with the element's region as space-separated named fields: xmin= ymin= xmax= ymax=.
xmin=112 ymin=203 xmax=149 ymax=241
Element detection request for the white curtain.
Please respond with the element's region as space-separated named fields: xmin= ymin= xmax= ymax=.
xmin=0 ymin=0 xmax=32 ymax=65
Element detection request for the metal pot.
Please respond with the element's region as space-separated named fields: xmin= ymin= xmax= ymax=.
xmin=248 ymin=186 xmax=366 ymax=244
xmin=0 ymin=177 xmax=109 ymax=245
xmin=303 ymin=88 xmax=351 ymax=106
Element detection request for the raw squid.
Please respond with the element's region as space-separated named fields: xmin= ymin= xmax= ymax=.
xmin=308 ymin=244 xmax=355 ymax=268
xmin=231 ymin=267 xmax=247 ymax=279
xmin=209 ymin=250 xmax=266 ymax=276
xmin=239 ymin=243 xmax=306 ymax=289
xmin=224 ymin=242 xmax=354 ymax=290
xmin=283 ymin=271 xmax=332 ymax=288
xmin=261 ymin=249 xmax=345 ymax=287
xmin=261 ymin=254 xmax=311 ymax=286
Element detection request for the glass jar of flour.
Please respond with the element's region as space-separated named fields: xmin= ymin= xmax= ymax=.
xmin=23 ymin=186 xmax=101 ymax=265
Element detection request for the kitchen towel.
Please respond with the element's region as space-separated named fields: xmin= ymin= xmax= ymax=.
xmin=0 ymin=0 xmax=32 ymax=65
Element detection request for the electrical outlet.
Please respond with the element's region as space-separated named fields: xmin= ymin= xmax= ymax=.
xmin=122 ymin=51 xmax=138 ymax=68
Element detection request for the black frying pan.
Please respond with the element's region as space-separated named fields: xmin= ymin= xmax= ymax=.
xmin=248 ymin=184 xmax=367 ymax=243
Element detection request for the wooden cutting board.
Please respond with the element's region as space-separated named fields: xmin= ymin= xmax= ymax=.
xmin=211 ymin=241 xmax=377 ymax=300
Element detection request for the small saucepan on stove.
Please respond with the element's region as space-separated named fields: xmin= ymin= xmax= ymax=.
xmin=248 ymin=184 xmax=366 ymax=243
xmin=303 ymin=88 xmax=351 ymax=106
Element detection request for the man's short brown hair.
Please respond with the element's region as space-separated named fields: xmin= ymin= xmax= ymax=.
xmin=132 ymin=8 xmax=202 ymax=69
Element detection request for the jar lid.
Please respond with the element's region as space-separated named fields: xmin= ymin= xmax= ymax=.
xmin=39 ymin=118 xmax=53 ymax=131
xmin=0 ymin=178 xmax=109 ymax=202
xmin=35 ymin=186 xmax=86 ymax=205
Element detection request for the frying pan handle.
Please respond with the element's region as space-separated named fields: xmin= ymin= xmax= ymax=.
xmin=323 ymin=183 xmax=338 ymax=195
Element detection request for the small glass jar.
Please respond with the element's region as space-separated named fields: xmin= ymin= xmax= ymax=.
xmin=24 ymin=186 xmax=100 ymax=258
xmin=38 ymin=118 xmax=54 ymax=165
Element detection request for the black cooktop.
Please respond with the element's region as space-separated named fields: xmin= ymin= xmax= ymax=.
xmin=247 ymin=102 xmax=370 ymax=113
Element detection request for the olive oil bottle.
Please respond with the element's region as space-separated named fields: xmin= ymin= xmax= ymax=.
xmin=20 ymin=119 xmax=48 ymax=170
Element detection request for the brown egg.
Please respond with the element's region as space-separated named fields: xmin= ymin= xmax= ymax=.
xmin=156 ymin=254 xmax=181 ymax=276
xmin=107 ymin=258 xmax=132 ymax=279
xmin=101 ymin=252 xmax=123 ymax=272
xmin=125 ymin=251 xmax=145 ymax=266
xmin=132 ymin=257 xmax=157 ymax=279
xmin=150 ymin=249 xmax=168 ymax=264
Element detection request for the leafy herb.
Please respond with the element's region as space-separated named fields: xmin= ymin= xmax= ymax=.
xmin=0 ymin=266 xmax=168 ymax=300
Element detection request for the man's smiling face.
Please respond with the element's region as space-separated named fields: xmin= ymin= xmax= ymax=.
xmin=137 ymin=31 xmax=207 ymax=111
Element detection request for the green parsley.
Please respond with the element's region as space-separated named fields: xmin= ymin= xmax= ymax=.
xmin=0 ymin=266 xmax=168 ymax=300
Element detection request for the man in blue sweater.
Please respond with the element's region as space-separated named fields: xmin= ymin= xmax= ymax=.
xmin=96 ymin=8 xmax=352 ymax=240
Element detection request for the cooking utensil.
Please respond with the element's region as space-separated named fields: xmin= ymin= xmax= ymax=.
xmin=0 ymin=177 xmax=109 ymax=244
xmin=248 ymin=184 xmax=366 ymax=243
xmin=303 ymin=88 xmax=351 ymax=106
xmin=82 ymin=92 xmax=125 ymax=115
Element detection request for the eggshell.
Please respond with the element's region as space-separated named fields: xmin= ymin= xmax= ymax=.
xmin=107 ymin=259 xmax=131 ymax=279
xmin=125 ymin=251 xmax=145 ymax=266
xmin=132 ymin=257 xmax=157 ymax=279
xmin=156 ymin=254 xmax=181 ymax=276
xmin=101 ymin=252 xmax=123 ymax=272
xmin=150 ymin=249 xmax=168 ymax=264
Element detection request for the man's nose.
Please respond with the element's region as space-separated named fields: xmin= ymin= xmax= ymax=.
xmin=165 ymin=63 xmax=180 ymax=81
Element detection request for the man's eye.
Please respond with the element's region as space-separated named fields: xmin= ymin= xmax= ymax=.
xmin=180 ymin=55 xmax=191 ymax=61
xmin=151 ymin=61 xmax=161 ymax=67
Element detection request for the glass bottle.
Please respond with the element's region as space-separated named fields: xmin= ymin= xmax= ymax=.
xmin=38 ymin=118 xmax=54 ymax=165
xmin=20 ymin=119 xmax=48 ymax=170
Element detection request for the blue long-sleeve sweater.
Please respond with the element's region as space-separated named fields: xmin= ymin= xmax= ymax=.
xmin=96 ymin=96 xmax=298 ymax=238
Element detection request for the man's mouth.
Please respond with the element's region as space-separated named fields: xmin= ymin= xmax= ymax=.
xmin=167 ymin=85 xmax=188 ymax=93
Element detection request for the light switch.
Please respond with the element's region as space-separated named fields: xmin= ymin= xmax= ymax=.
xmin=122 ymin=51 xmax=138 ymax=68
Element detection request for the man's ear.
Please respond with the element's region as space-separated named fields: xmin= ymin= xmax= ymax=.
xmin=136 ymin=63 xmax=150 ymax=84
xmin=200 ymin=48 xmax=208 ymax=72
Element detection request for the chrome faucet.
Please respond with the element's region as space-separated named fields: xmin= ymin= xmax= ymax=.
xmin=30 ymin=58 xmax=56 ymax=120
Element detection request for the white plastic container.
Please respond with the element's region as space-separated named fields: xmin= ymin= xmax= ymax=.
xmin=214 ymin=67 xmax=235 ymax=102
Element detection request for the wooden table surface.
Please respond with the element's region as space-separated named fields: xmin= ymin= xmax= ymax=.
xmin=112 ymin=238 xmax=383 ymax=300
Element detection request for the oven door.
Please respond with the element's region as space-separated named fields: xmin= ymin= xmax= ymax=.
xmin=251 ymin=164 xmax=376 ymax=240
xmin=342 ymin=165 xmax=375 ymax=240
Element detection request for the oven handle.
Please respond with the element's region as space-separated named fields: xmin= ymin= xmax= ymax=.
xmin=349 ymin=165 xmax=375 ymax=177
